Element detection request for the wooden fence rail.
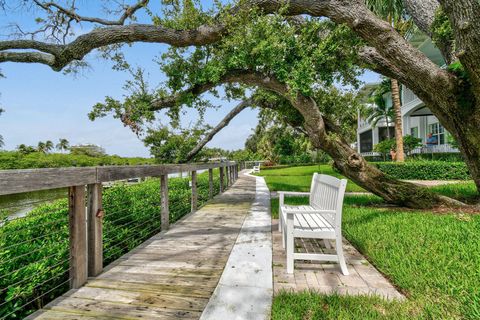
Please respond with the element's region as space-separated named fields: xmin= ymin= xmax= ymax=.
xmin=0 ymin=161 xmax=240 ymax=291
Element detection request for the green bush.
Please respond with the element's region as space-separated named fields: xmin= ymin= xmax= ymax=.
xmin=375 ymin=161 xmax=470 ymax=180
xmin=410 ymin=152 xmax=464 ymax=162
xmin=0 ymin=170 xmax=220 ymax=319
xmin=0 ymin=151 xmax=154 ymax=170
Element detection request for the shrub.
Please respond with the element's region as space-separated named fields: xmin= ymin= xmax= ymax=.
xmin=375 ymin=161 xmax=470 ymax=180
xmin=0 ymin=151 xmax=154 ymax=170
xmin=374 ymin=136 xmax=422 ymax=160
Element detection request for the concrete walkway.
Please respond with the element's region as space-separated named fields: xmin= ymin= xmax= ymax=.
xmin=201 ymin=173 xmax=272 ymax=320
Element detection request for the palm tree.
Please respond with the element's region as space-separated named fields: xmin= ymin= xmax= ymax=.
xmin=365 ymin=0 xmax=413 ymax=162
xmin=56 ymin=138 xmax=70 ymax=152
xmin=37 ymin=141 xmax=47 ymax=153
xmin=45 ymin=140 xmax=54 ymax=153
xmin=18 ymin=144 xmax=36 ymax=154
xmin=366 ymin=93 xmax=395 ymax=139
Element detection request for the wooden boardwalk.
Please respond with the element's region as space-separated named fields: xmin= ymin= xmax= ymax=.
xmin=28 ymin=174 xmax=256 ymax=320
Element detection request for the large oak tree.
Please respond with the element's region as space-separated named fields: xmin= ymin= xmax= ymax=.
xmin=1 ymin=0 xmax=479 ymax=206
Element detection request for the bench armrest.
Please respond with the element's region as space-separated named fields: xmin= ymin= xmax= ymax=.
xmin=278 ymin=191 xmax=310 ymax=207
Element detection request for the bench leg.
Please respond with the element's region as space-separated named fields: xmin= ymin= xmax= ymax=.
xmin=335 ymin=236 xmax=349 ymax=276
xmin=278 ymin=210 xmax=282 ymax=232
xmin=286 ymin=218 xmax=294 ymax=274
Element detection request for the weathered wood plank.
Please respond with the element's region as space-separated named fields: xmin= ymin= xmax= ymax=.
xmin=69 ymin=186 xmax=87 ymax=289
xmin=104 ymin=265 xmax=223 ymax=278
xmin=191 ymin=170 xmax=197 ymax=212
xmin=0 ymin=167 xmax=96 ymax=195
xmin=219 ymin=166 xmax=225 ymax=193
xmin=225 ymin=166 xmax=230 ymax=187
xmin=45 ymin=297 xmax=201 ymax=319
xmin=208 ymin=168 xmax=214 ymax=199
xmin=27 ymin=310 xmax=104 ymax=320
xmin=97 ymin=272 xmax=219 ymax=287
xmin=87 ymin=183 xmax=103 ymax=277
xmin=69 ymin=286 xmax=210 ymax=312
xmin=87 ymin=280 xmax=215 ymax=298
xmin=96 ymin=163 xmax=234 ymax=182
xmin=160 ymin=174 xmax=170 ymax=231
xmin=0 ymin=162 xmax=237 ymax=196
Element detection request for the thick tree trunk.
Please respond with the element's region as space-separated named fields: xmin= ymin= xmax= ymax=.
xmin=391 ymin=78 xmax=404 ymax=162
xmin=447 ymin=115 xmax=480 ymax=193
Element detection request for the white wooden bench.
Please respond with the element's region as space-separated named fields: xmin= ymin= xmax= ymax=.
xmin=279 ymin=173 xmax=349 ymax=275
xmin=252 ymin=165 xmax=260 ymax=173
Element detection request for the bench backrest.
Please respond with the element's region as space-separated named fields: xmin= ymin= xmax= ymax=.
xmin=309 ymin=173 xmax=347 ymax=228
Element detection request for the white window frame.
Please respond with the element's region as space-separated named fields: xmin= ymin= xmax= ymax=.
xmin=427 ymin=122 xmax=445 ymax=145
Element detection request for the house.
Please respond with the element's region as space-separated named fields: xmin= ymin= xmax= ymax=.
xmin=356 ymin=32 xmax=459 ymax=157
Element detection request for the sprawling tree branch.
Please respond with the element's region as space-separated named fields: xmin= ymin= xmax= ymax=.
xmin=403 ymin=0 xmax=456 ymax=64
xmin=33 ymin=0 xmax=149 ymax=26
xmin=150 ymin=81 xmax=219 ymax=111
xmin=1 ymin=0 xmax=453 ymax=93
xmin=358 ymin=46 xmax=409 ymax=82
xmin=183 ymin=98 xmax=252 ymax=162
xmin=0 ymin=23 xmax=225 ymax=70
xmin=403 ymin=0 xmax=439 ymax=36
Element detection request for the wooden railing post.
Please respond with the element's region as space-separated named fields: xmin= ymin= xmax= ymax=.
xmin=220 ymin=166 xmax=225 ymax=192
xmin=87 ymin=183 xmax=103 ymax=277
xmin=225 ymin=166 xmax=230 ymax=188
xmin=191 ymin=170 xmax=197 ymax=212
xmin=208 ymin=168 xmax=214 ymax=199
xmin=160 ymin=174 xmax=170 ymax=231
xmin=69 ymin=185 xmax=87 ymax=289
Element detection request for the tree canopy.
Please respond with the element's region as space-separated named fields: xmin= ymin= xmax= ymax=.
xmin=2 ymin=0 xmax=479 ymax=207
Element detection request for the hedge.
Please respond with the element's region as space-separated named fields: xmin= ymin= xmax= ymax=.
xmin=0 ymin=151 xmax=154 ymax=170
xmin=375 ymin=161 xmax=470 ymax=180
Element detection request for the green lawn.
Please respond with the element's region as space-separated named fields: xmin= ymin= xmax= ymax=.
xmin=266 ymin=166 xmax=480 ymax=319
xmin=258 ymin=165 xmax=366 ymax=192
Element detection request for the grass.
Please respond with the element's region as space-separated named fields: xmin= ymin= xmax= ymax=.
xmin=257 ymin=164 xmax=366 ymax=192
xmin=266 ymin=165 xmax=480 ymax=319
xmin=430 ymin=182 xmax=479 ymax=203
xmin=259 ymin=164 xmax=479 ymax=202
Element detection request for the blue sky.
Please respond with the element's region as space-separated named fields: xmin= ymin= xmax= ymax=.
xmin=0 ymin=2 xmax=379 ymax=157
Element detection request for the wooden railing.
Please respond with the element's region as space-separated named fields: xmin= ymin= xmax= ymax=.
xmin=0 ymin=161 xmax=240 ymax=313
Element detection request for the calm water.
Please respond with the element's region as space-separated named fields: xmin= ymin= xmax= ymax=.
xmin=0 ymin=188 xmax=67 ymax=221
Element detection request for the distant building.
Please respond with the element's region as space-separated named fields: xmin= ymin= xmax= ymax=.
xmin=357 ymin=32 xmax=459 ymax=157
xmin=70 ymin=144 xmax=106 ymax=157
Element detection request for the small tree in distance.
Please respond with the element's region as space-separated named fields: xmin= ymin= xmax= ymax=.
xmin=56 ymin=138 xmax=70 ymax=152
